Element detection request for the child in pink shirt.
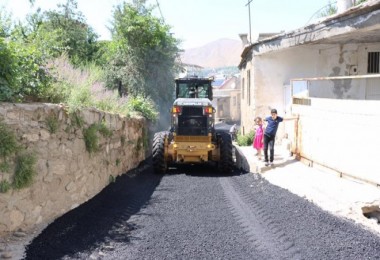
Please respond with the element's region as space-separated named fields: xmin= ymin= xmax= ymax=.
xmin=253 ymin=117 xmax=264 ymax=160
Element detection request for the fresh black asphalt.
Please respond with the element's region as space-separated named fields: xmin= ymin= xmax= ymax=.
xmin=24 ymin=162 xmax=380 ymax=259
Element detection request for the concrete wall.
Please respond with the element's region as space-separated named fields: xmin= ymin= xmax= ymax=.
xmin=213 ymin=77 xmax=241 ymax=123
xmin=291 ymin=98 xmax=380 ymax=185
xmin=240 ymin=46 xmax=319 ymax=137
xmin=0 ymin=103 xmax=146 ymax=235
xmin=230 ymin=90 xmax=241 ymax=122
xmin=308 ymin=43 xmax=380 ymax=99
xmin=240 ymin=42 xmax=380 ymax=137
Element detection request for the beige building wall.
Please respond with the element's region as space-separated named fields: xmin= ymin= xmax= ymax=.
xmin=230 ymin=90 xmax=241 ymax=122
xmin=240 ymin=47 xmax=318 ymax=137
xmin=213 ymin=77 xmax=241 ymax=123
xmin=292 ymin=98 xmax=380 ymax=186
xmin=240 ymin=42 xmax=380 ymax=138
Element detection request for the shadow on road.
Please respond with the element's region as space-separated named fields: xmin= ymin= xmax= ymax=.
xmin=24 ymin=160 xmax=162 ymax=260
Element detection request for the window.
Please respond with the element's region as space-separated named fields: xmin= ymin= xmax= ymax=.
xmin=242 ymin=78 xmax=245 ymax=99
xmin=177 ymin=83 xmax=210 ymax=98
xmin=368 ymin=52 xmax=380 ymax=73
xmin=247 ymin=70 xmax=251 ymax=105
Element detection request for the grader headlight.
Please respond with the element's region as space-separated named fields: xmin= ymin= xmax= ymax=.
xmin=172 ymin=106 xmax=182 ymax=115
xmin=203 ymin=106 xmax=214 ymax=115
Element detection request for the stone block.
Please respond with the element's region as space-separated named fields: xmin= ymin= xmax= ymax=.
xmin=39 ymin=129 xmax=50 ymax=140
xmin=9 ymin=210 xmax=24 ymax=230
xmin=48 ymin=160 xmax=67 ymax=175
xmin=22 ymin=133 xmax=39 ymax=142
xmin=65 ymin=181 xmax=76 ymax=192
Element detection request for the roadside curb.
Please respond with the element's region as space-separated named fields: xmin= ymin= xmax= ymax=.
xmin=234 ymin=144 xmax=293 ymax=174
xmin=234 ymin=143 xmax=380 ymax=236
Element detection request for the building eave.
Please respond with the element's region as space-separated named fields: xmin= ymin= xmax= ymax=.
xmin=239 ymin=0 xmax=380 ymax=69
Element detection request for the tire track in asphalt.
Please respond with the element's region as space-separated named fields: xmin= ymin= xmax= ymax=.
xmin=231 ymin=176 xmax=301 ymax=256
xmin=219 ymin=176 xmax=302 ymax=260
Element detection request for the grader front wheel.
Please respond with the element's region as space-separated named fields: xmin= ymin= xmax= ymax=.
xmin=152 ymin=131 xmax=168 ymax=174
xmin=217 ymin=132 xmax=233 ymax=174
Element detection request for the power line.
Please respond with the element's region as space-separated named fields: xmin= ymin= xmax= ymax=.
xmin=154 ymin=1 xmax=184 ymax=72
xmin=305 ymin=1 xmax=337 ymax=25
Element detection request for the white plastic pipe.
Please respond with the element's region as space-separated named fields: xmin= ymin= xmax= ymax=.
xmin=337 ymin=0 xmax=354 ymax=13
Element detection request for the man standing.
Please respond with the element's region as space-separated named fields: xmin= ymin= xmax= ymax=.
xmin=229 ymin=124 xmax=238 ymax=141
xmin=263 ymin=109 xmax=283 ymax=166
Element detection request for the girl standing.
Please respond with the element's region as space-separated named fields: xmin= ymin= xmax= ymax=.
xmin=253 ymin=117 xmax=264 ymax=160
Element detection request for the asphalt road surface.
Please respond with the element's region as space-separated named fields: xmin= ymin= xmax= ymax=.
xmin=24 ymin=162 xmax=380 ymax=259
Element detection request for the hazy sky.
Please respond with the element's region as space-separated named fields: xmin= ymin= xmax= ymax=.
xmin=2 ymin=0 xmax=332 ymax=49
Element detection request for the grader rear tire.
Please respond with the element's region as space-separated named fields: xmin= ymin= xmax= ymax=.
xmin=152 ymin=131 xmax=168 ymax=174
xmin=217 ymin=132 xmax=233 ymax=174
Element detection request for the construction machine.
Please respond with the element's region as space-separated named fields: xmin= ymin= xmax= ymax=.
xmin=152 ymin=77 xmax=233 ymax=174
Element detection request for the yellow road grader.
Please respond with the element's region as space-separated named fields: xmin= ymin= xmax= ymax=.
xmin=152 ymin=77 xmax=233 ymax=174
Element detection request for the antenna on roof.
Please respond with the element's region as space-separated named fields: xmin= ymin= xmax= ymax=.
xmin=245 ymin=0 xmax=253 ymax=44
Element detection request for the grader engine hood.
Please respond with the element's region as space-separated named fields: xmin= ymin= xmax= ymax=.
xmin=171 ymin=98 xmax=215 ymax=136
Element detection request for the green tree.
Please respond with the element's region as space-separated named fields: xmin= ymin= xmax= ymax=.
xmin=106 ymin=2 xmax=180 ymax=115
xmin=0 ymin=8 xmax=52 ymax=102
xmin=19 ymin=0 xmax=99 ymax=66
xmin=0 ymin=8 xmax=12 ymax=37
xmin=0 ymin=39 xmax=52 ymax=102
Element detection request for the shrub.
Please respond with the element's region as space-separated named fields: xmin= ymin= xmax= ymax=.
xmin=46 ymin=113 xmax=59 ymax=134
xmin=67 ymin=82 xmax=93 ymax=113
xmin=70 ymin=112 xmax=85 ymax=128
xmin=237 ymin=130 xmax=255 ymax=147
xmin=83 ymin=124 xmax=99 ymax=154
xmin=98 ymin=121 xmax=112 ymax=138
xmin=0 ymin=161 xmax=9 ymax=172
xmin=91 ymin=82 xmax=129 ymax=116
xmin=0 ymin=120 xmax=19 ymax=158
xmin=13 ymin=152 xmax=37 ymax=189
xmin=83 ymin=122 xmax=113 ymax=154
xmin=0 ymin=39 xmax=52 ymax=102
xmin=0 ymin=180 xmax=11 ymax=193
xmin=127 ymin=95 xmax=158 ymax=121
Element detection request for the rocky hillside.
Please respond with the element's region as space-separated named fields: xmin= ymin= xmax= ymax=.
xmin=181 ymin=38 xmax=243 ymax=68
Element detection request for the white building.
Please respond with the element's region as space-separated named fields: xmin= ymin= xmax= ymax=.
xmin=239 ymin=0 xmax=380 ymax=185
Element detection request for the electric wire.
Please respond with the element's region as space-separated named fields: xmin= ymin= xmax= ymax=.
xmin=155 ymin=0 xmax=184 ymax=73
xmin=155 ymin=0 xmax=165 ymax=23
xmin=305 ymin=1 xmax=338 ymax=25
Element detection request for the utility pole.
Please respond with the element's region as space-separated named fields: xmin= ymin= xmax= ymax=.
xmin=245 ymin=0 xmax=253 ymax=43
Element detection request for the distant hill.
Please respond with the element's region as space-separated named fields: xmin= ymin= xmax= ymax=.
xmin=181 ymin=38 xmax=243 ymax=68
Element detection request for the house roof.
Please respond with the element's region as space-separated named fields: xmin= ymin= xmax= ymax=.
xmin=239 ymin=0 xmax=380 ymax=69
xmin=212 ymin=78 xmax=226 ymax=87
xmin=219 ymin=77 xmax=237 ymax=90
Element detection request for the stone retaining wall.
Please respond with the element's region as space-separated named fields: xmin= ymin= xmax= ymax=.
xmin=0 ymin=103 xmax=147 ymax=235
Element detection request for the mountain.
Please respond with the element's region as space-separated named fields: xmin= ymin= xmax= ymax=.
xmin=180 ymin=38 xmax=243 ymax=68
